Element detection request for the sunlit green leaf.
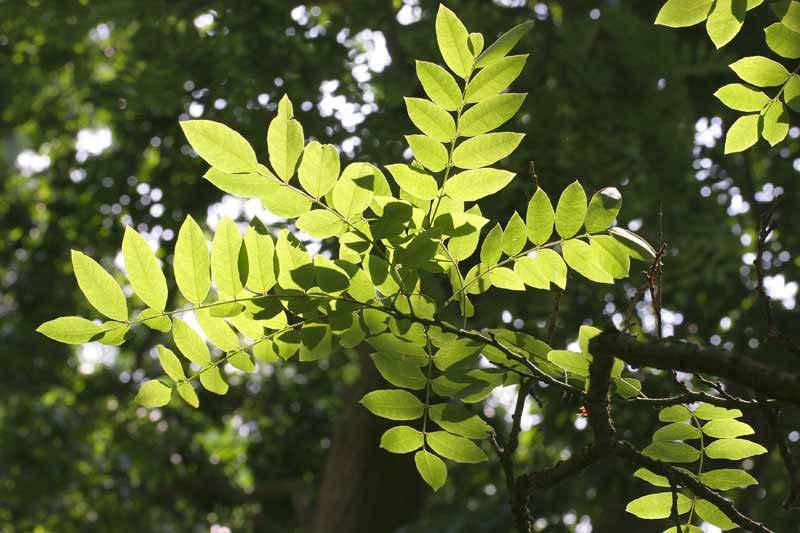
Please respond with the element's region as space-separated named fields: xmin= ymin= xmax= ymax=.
xmin=694 ymin=404 xmax=742 ymax=420
xmin=172 ymin=317 xmax=211 ymax=366
xmin=405 ymin=97 xmax=455 ymax=142
xmin=714 ymin=83 xmax=769 ymax=111
xmin=135 ymin=379 xmax=172 ymax=408
xmin=554 ymin=181 xmax=587 ymax=239
xmin=695 ymin=499 xmax=738 ymax=531
xmin=475 ymin=20 xmax=534 ymax=68
xmin=174 ymin=215 xmax=211 ymax=305
xmin=464 ymin=54 xmax=527 ymax=103
xmin=370 ymin=352 xmax=427 ymax=390
xmin=659 ymin=405 xmax=692 ymax=422
xmin=199 ymin=365 xmax=229 ymax=395
xmin=653 ymin=422 xmax=702 ymax=441
xmin=547 ymin=350 xmax=590 ymax=376
xmin=706 ymin=0 xmax=745 ymax=49
xmin=765 ymin=22 xmax=800 ymax=58
xmin=180 ymin=119 xmax=257 ymax=173
xmin=562 ymin=239 xmax=613 ymax=283
xmin=514 ymin=249 xmax=567 ymax=290
xmin=415 ymin=450 xmax=447 ymax=491
xmin=452 ymin=132 xmax=524 ymax=170
xmin=244 ymin=223 xmax=276 ymax=294
xmin=360 ymin=389 xmax=425 ymax=420
xmin=643 ymin=441 xmax=701 ymax=463
xmin=526 ymin=188 xmax=555 ymax=245
xmin=428 ymin=403 xmax=491 ymax=439
xmin=702 ymin=419 xmax=754 ymax=439
xmin=427 ymin=431 xmax=488 ymax=463
xmin=773 ymin=0 xmax=800 ymax=32
xmin=655 ymin=0 xmax=714 ymax=27
xmin=633 ymin=468 xmax=670 ymax=488
xmin=211 ymin=217 xmax=243 ymax=297
xmin=380 ymin=426 xmax=424 ymax=454
xmin=443 ymin=168 xmax=515 ymax=201
xmin=267 ymin=95 xmax=304 ymax=181
xmin=157 ymin=345 xmax=186 ymax=382
xmin=761 ymin=101 xmax=789 ymax=146
xmin=502 ymin=212 xmax=527 ymax=256
xmin=71 ymin=250 xmax=127 ymax=322
xmin=584 ymin=187 xmax=621 ymax=233
xmin=705 ymin=438 xmax=767 ymax=460
xmin=458 ymin=93 xmax=526 ymax=137
xmin=298 ymin=141 xmax=340 ymax=198
xmin=416 ymin=60 xmax=462 ymax=111
xmin=729 ymin=56 xmax=790 ymax=86
xmin=699 ymin=469 xmax=758 ymax=490
xmin=296 ymin=209 xmax=347 ymax=239
xmin=435 ymin=4 xmax=473 ymax=78
xmin=386 ymin=163 xmax=439 ymax=200
xmin=406 ymin=134 xmax=449 ymax=172
xmin=36 ymin=316 xmax=103 ymax=344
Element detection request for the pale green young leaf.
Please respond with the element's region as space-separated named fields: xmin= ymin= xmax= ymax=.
xmin=554 ymin=181 xmax=587 ymax=238
xmin=655 ymin=0 xmax=714 ymax=27
xmin=562 ymin=239 xmax=613 ymax=283
xmin=643 ymin=441 xmax=701 ymax=463
xmin=199 ymin=365 xmax=229 ymax=395
xmin=626 ymin=492 xmax=691 ymax=519
xmin=369 ymin=352 xmax=427 ymax=390
xmin=380 ymin=426 xmax=424 ymax=454
xmin=526 ymin=188 xmax=555 ymax=245
xmin=122 ymin=226 xmax=167 ymax=311
xmin=172 ymin=317 xmax=211 ymax=366
xmin=139 ymin=309 xmax=172 ymax=332
xmin=502 ymin=211 xmax=526 ymax=256
xmin=489 ymin=267 xmax=525 ymax=291
xmin=714 ymin=83 xmax=769 ymax=112
xmin=514 ymin=249 xmax=567 ymax=290
xmin=584 ymin=187 xmax=621 ymax=233
xmin=97 ymin=321 xmax=128 ymax=346
xmin=427 ymin=431 xmax=488 ymax=463
xmin=773 ymin=0 xmax=800 ymax=32
xmin=458 ymin=93 xmax=526 ymax=137
xmin=260 ymin=185 xmax=312 ymax=218
xmin=177 ymin=382 xmax=200 ymax=408
xmin=765 ymin=22 xmax=800 ymax=58
xmin=406 ymin=135 xmax=449 ymax=172
xmin=385 ymin=164 xmax=439 ymax=200
xmin=589 ymin=236 xmax=630 ymax=279
xmin=204 ymin=166 xmax=276 ymax=199
xmin=37 ymin=316 xmax=103 ymax=344
xmin=179 ymin=120 xmax=257 ymax=173
xmin=174 ymin=215 xmax=210 ymax=305
xmin=211 ymin=217 xmax=244 ymax=297
xmin=157 ymin=345 xmax=186 ymax=382
xmin=633 ymin=468 xmax=670 ymax=487
xmin=695 ymin=499 xmax=738 ymax=531
xmin=468 ymin=32 xmax=484 ymax=56
xmin=659 ymin=405 xmax=692 ymax=422
xmin=702 ymin=419 xmax=754 ymax=439
xmin=360 ymin=389 xmax=425 ymax=420
xmin=761 ymin=101 xmax=789 ymax=146
xmin=786 ymin=74 xmax=800 ymax=112
xmin=729 ymin=56 xmax=790 ymax=86
xmin=653 ymin=422 xmax=702 ymax=441
xmin=452 ymin=132 xmax=524 ymax=169
xmin=699 ymin=469 xmax=758 ymax=490
xmin=428 ymin=403 xmax=491 ymax=439
xmin=547 ymin=350 xmax=590 ymax=376
xmin=705 ymin=438 xmax=767 ymax=460
xmin=229 ymin=351 xmax=256 ymax=372
xmin=244 ymin=223 xmax=276 ymax=294
xmin=332 ymin=170 xmax=374 ymax=220
xmin=724 ymin=113 xmax=759 ymax=154
xmin=435 ymin=4 xmax=473 ymax=79
xmin=695 ymin=404 xmax=742 ymax=420
xmin=267 ymin=95 xmax=304 ymax=181
xmin=480 ymin=223 xmax=503 ymax=265
xmin=706 ymin=0 xmax=745 ymax=49
xmin=135 ymin=380 xmax=172 ymax=408
xmin=443 ymin=168 xmax=515 ymax=201
xmin=464 ymin=54 xmax=527 ymax=103
xmin=475 ymin=20 xmax=534 ymax=68
xmin=296 ymin=210 xmax=347 ymax=239
xmin=196 ymin=308 xmax=240 ymax=352
xmin=71 ymin=250 xmax=128 ymax=322
xmin=415 ymin=61 xmax=462 ymax=111
xmin=298 ymin=141 xmax=340 ymax=198
xmin=405 ymin=97 xmax=456 ymax=142
xmin=415 ymin=450 xmax=447 ymax=491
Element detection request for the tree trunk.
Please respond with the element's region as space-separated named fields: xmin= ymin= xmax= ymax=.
xmin=312 ymin=348 xmax=428 ymax=533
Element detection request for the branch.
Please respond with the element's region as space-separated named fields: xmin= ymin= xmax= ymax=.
xmin=628 ymin=391 xmax=775 ymax=410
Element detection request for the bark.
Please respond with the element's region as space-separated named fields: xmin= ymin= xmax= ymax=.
xmin=312 ymin=347 xmax=427 ymax=533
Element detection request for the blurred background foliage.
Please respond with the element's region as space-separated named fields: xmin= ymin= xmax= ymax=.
xmin=1 ymin=0 xmax=798 ymax=531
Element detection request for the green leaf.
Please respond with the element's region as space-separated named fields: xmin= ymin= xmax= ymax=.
xmin=452 ymin=132 xmax=524 ymax=170
xmin=554 ymin=181 xmax=587 ymax=239
xmin=526 ymin=188 xmax=555 ymax=245
xmin=643 ymin=442 xmax=701 ymax=463
xmin=380 ymin=426 xmax=424 ymax=454
xmin=625 ymin=492 xmax=691 ymax=519
xmin=260 ymin=184 xmax=311 ymax=218
xmin=464 ymin=54 xmax=527 ymax=103
xmin=443 ymin=168 xmax=515 ymax=201
xmin=761 ymin=101 xmax=789 ymax=146
xmin=199 ymin=365 xmax=229 ymax=395
xmin=244 ymin=223 xmax=276 ymax=294
xmin=661 ymin=526 xmax=704 ymax=533
xmin=427 ymin=431 xmax=488 ymax=463
xmin=71 ymin=250 xmax=127 ymax=322
xmin=655 ymin=0 xmax=714 ymax=27
xmin=514 ymin=249 xmax=567 ymax=290
xmin=204 ymin=166 xmax=276 ymax=199
xmin=122 ymin=227 xmax=168 ymax=311
xmin=614 ymin=377 xmax=642 ymax=399
xmin=298 ymin=141 xmax=340 ymax=198
xmin=37 ymin=316 xmax=103 ymax=344
xmin=590 ymin=235 xmax=630 ymax=279
xmin=695 ymin=404 xmax=742 ymax=420
xmin=416 ymin=61 xmax=462 ymax=111
xmin=428 ymin=403 xmax=491 ymax=439
xmin=699 ymin=468 xmax=758 ymax=490
xmin=139 ymin=309 xmax=171 ymax=332
xmin=475 ymin=20 xmax=534 ymax=68
xmin=468 ymin=32 xmax=484 ymax=56
xmin=773 ymin=0 xmax=800 ymax=32
xmin=405 ymin=97 xmax=456 ymax=142
xmin=448 ymin=205 xmax=485 ymax=260
xmin=406 ymin=135 xmax=449 ymax=172
xmin=359 ymin=389 xmax=425 ymax=420
xmin=174 ymin=215 xmax=210 ymax=305
xmin=490 ymin=267 xmax=525 ymax=291
xmin=435 ymin=4 xmax=473 ymax=79
xmin=547 ymin=350 xmax=590 ymax=376
xmin=370 ymin=352 xmax=428 ymax=390
xmin=480 ymin=223 xmax=503 ymax=265
xmin=211 ymin=217 xmax=244 ymax=297
xmin=729 ymin=56 xmax=790 ymax=86
xmin=98 ymin=322 xmax=128 ymax=346
xmin=584 ymin=187 xmax=621 ymax=233
xmin=267 ymin=95 xmax=304 ymax=181
xmin=433 ymin=339 xmax=481 ymax=371
xmin=458 ymin=93 xmax=526 ymax=137
xmin=705 ymin=438 xmax=767 ymax=460
xmin=431 ymin=369 xmax=503 ymax=403
xmin=633 ymin=468 xmax=670 ymax=488
xmin=609 ymin=227 xmax=657 ymax=261
xmin=765 ymin=22 xmax=800 ymax=58
xmin=415 ymin=450 xmax=447 ymax=491
xmin=157 ymin=345 xmax=186 ymax=382
xmin=332 ymin=168 xmax=374 ymax=220
xmin=135 ymin=380 xmax=172 ymax=408
xmin=196 ymin=308 xmax=240 ymax=352
xmin=653 ymin=422 xmax=702 ymax=441
xmin=703 ymin=419 xmax=754 ymax=439
xmin=659 ymin=405 xmax=692 ymax=422
xmin=785 ymin=74 xmax=800 ymax=112
xmin=706 ymin=0 xmax=746 ymax=48
xmin=296 ymin=210 xmax=347 ymax=239
xmin=562 ymin=239 xmax=613 ymax=284
xmin=502 ymin=212 xmax=527 ymax=256
xmin=385 ymin=164 xmax=439 ymax=200
xmin=714 ymin=84 xmax=769 ymax=112
xmin=724 ymin=113 xmax=759 ymax=154
xmin=172 ymin=317 xmax=211 ymax=366
xmin=177 ymin=382 xmax=200 ymax=408
xmin=695 ymin=499 xmax=738 ymax=531
xmin=179 ymin=120 xmax=257 ymax=173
